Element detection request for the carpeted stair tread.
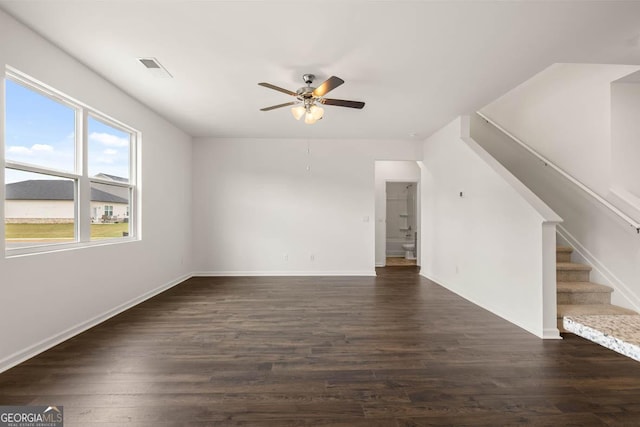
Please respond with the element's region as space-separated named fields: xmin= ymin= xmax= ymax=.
xmin=557 ymin=282 xmax=613 ymax=294
xmin=556 ymin=262 xmax=591 ymax=271
xmin=558 ymin=304 xmax=637 ymax=318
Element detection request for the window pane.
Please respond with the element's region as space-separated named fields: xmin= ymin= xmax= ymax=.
xmin=90 ymin=182 xmax=130 ymax=240
xmin=5 ymin=79 xmax=76 ymax=172
xmin=88 ymin=116 xmax=130 ymax=182
xmin=5 ymin=169 xmax=76 ymax=249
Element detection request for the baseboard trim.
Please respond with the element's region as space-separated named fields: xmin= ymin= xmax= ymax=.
xmin=0 ymin=272 xmax=193 ymax=374
xmin=193 ymin=270 xmax=377 ymax=277
xmin=543 ymin=328 xmax=563 ymax=340
xmin=557 ymin=225 xmax=640 ymax=312
xmin=375 ymin=263 xmax=385 ymax=267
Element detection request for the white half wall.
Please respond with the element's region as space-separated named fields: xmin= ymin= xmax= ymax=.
xmin=421 ymin=117 xmax=561 ymax=338
xmin=374 ymin=161 xmax=420 ymax=266
xmin=0 ymin=9 xmax=193 ymax=372
xmin=481 ymin=63 xmax=640 ymax=197
xmin=192 ymin=138 xmax=420 ymax=275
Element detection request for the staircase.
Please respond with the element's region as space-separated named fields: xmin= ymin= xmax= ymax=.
xmin=556 ymin=246 xmax=636 ymax=332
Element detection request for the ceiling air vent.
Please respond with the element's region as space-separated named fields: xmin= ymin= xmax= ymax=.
xmin=137 ymin=57 xmax=172 ymax=78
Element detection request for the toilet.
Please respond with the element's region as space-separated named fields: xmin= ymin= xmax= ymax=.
xmin=401 ymin=242 xmax=415 ymax=260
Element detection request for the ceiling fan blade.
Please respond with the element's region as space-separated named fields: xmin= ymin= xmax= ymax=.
xmin=260 ymin=101 xmax=297 ymax=111
xmin=312 ymin=76 xmax=344 ymax=97
xmin=320 ymin=98 xmax=365 ymax=109
xmin=258 ymin=82 xmax=297 ymax=97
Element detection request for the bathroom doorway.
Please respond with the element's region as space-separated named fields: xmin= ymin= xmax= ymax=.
xmin=385 ymin=182 xmax=418 ymax=266
xmin=374 ymin=161 xmax=421 ymax=268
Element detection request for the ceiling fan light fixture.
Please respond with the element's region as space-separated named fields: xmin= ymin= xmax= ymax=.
xmin=309 ymin=105 xmax=324 ymax=121
xmin=304 ymin=113 xmax=318 ymax=125
xmin=291 ymin=105 xmax=305 ymax=120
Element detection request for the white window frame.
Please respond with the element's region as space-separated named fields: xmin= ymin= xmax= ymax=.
xmin=3 ymin=67 xmax=140 ymax=256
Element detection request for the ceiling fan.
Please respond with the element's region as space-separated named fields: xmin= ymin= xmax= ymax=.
xmin=258 ymin=74 xmax=365 ymax=124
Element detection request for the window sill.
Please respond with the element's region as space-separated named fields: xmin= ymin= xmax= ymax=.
xmin=5 ymin=237 xmax=140 ymax=258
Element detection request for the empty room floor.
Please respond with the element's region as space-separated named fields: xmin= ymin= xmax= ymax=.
xmin=1 ymin=268 xmax=640 ymax=425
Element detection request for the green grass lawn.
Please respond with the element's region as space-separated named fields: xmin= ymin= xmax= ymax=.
xmin=91 ymin=223 xmax=130 ymax=238
xmin=6 ymin=222 xmax=130 ymax=240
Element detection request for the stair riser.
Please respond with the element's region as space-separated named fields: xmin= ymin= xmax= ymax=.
xmin=557 ymin=270 xmax=590 ymax=282
xmin=556 ymin=253 xmax=572 ymax=263
xmin=557 ymin=292 xmax=611 ymax=305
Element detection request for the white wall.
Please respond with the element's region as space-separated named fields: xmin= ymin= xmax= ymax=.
xmin=471 ymin=113 xmax=640 ymax=313
xmin=611 ymin=80 xmax=640 ymax=202
xmin=192 ymin=138 xmax=420 ymax=275
xmin=374 ymin=161 xmax=420 ymax=266
xmin=481 ymin=63 xmax=640 ymax=197
xmin=0 ymin=9 xmax=193 ymax=372
xmin=421 ymin=117 xmax=561 ymax=338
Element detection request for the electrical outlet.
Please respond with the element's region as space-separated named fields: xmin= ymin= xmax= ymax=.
xmin=310 ymin=254 xmax=315 ymax=261
xmin=284 ymin=254 xmax=288 ymax=261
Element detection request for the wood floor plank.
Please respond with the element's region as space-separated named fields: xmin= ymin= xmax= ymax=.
xmin=1 ymin=268 xmax=640 ymax=425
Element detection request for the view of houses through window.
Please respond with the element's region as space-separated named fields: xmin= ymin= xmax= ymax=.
xmin=4 ymin=71 xmax=137 ymax=252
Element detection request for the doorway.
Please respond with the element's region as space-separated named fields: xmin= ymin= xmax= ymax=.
xmin=385 ymin=182 xmax=418 ymax=266
xmin=374 ymin=161 xmax=421 ymax=268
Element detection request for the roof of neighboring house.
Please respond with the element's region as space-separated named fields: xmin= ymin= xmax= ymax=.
xmin=94 ymin=173 xmax=129 ymax=183
xmin=91 ymin=186 xmax=128 ymax=204
xmin=5 ymin=180 xmax=128 ymax=204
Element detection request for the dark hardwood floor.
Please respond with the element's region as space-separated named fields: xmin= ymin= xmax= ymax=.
xmin=2 ymin=267 xmax=640 ymax=426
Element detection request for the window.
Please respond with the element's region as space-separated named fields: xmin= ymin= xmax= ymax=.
xmin=87 ymin=115 xmax=134 ymax=241
xmin=4 ymin=69 xmax=138 ymax=254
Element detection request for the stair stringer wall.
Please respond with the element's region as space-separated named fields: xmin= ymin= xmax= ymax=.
xmin=471 ymin=113 xmax=640 ymax=313
xmin=421 ymin=116 xmax=562 ymax=339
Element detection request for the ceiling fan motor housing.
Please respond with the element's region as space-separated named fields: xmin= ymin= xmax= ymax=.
xmin=297 ymin=74 xmax=317 ymax=103
xmin=296 ymin=86 xmax=315 ymax=100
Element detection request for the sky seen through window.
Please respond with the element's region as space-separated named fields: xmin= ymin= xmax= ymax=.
xmin=5 ymin=79 xmax=130 ymax=183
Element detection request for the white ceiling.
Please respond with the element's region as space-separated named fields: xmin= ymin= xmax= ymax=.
xmin=2 ymin=1 xmax=640 ymax=140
